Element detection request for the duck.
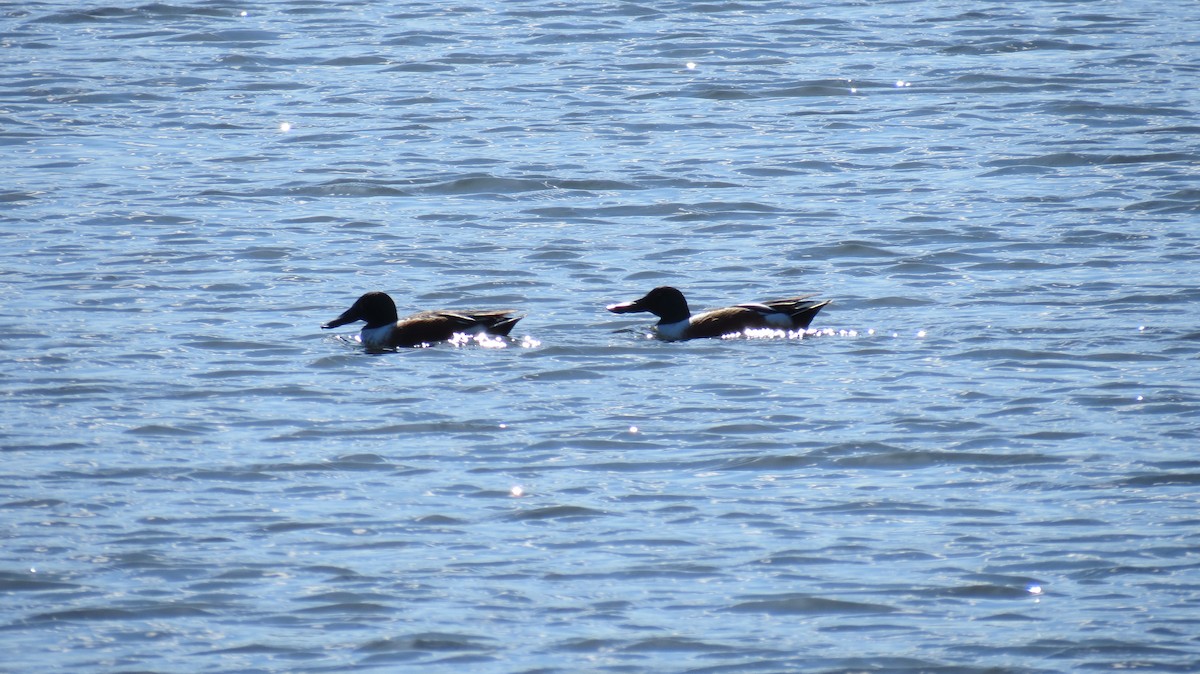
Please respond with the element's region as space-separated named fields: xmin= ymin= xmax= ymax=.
xmin=607 ymin=286 xmax=828 ymax=341
xmin=322 ymin=291 xmax=523 ymax=348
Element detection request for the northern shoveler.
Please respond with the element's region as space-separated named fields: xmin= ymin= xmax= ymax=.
xmin=607 ymin=286 xmax=828 ymax=341
xmin=322 ymin=291 xmax=522 ymax=348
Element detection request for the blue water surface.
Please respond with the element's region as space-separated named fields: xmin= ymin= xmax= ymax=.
xmin=2 ymin=1 xmax=1199 ymax=672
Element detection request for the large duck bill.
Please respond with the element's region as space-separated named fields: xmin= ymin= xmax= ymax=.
xmin=321 ymin=308 xmax=360 ymax=329
xmin=606 ymin=300 xmax=644 ymax=314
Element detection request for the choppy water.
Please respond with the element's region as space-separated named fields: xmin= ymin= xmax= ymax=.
xmin=3 ymin=1 xmax=1200 ymax=672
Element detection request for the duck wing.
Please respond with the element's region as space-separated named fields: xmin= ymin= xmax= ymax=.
xmin=743 ymin=296 xmax=829 ymax=329
xmin=442 ymin=310 xmax=523 ymax=336
xmin=388 ymin=310 xmax=522 ymax=347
